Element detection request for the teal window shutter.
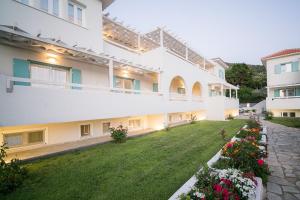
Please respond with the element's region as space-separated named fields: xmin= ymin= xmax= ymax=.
xmin=71 ymin=68 xmax=81 ymax=89
xmin=113 ymin=76 xmax=117 ymax=87
xmin=133 ymin=80 xmax=140 ymax=94
xmin=13 ymin=58 xmax=30 ymax=86
xmin=153 ymin=83 xmax=158 ymax=92
xmin=274 ymin=65 xmax=281 ymax=74
xmin=292 ymin=61 xmax=299 ymax=72
xmin=296 ymin=87 xmax=300 ymax=96
xmin=274 ymin=89 xmax=280 ymax=97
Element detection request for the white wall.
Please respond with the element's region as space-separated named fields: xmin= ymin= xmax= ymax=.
xmin=0 ymin=0 xmax=103 ymax=53
xmin=0 ymin=44 xmax=109 ymax=87
xmin=266 ymin=54 xmax=300 ymax=86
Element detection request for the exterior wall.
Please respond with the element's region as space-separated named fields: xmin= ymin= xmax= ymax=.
xmin=269 ymin=109 xmax=300 ymax=118
xmin=266 ymin=54 xmax=300 ymax=86
xmin=0 ymin=0 xmax=104 ymax=53
xmin=0 ymin=114 xmax=165 ymax=153
xmin=265 ymin=54 xmax=300 ymax=112
xmin=0 ymin=44 xmax=109 ymax=87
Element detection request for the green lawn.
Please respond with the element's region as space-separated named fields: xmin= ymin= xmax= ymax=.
xmin=268 ymin=117 xmax=300 ymax=128
xmin=2 ymin=120 xmax=245 ymax=200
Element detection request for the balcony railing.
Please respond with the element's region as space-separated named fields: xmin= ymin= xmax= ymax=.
xmin=5 ymin=76 xmax=162 ymax=96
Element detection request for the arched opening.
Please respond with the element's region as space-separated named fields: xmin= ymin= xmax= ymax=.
xmin=169 ymin=76 xmax=186 ymax=94
xmin=192 ymin=82 xmax=202 ymax=96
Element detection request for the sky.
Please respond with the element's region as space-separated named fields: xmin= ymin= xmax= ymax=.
xmin=105 ymin=0 xmax=300 ymax=65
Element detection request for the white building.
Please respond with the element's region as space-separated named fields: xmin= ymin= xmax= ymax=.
xmin=262 ymin=49 xmax=300 ymax=117
xmin=0 ymin=0 xmax=239 ymax=153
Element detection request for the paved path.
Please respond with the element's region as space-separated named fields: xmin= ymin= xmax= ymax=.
xmin=263 ymin=120 xmax=300 ymax=200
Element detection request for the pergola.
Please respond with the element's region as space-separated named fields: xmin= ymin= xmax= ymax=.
xmin=103 ymin=16 xmax=214 ymax=71
xmin=208 ymin=82 xmax=239 ymax=98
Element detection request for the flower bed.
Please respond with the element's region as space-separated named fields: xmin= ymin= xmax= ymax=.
xmin=170 ymin=120 xmax=269 ymax=200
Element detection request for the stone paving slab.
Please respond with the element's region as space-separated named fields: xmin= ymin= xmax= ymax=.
xmin=264 ymin=120 xmax=300 ymax=200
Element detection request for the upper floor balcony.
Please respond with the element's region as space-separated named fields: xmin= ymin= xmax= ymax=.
xmin=102 ymin=15 xmax=215 ymax=73
xmin=266 ymin=83 xmax=300 ymax=110
xmin=0 ymin=0 xmax=104 ymax=53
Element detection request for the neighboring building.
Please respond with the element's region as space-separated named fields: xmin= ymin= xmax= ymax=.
xmin=0 ymin=0 xmax=239 ymax=153
xmin=262 ymin=49 xmax=300 ymax=117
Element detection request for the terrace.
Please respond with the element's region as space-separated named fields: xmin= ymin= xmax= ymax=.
xmin=102 ymin=16 xmax=215 ymax=72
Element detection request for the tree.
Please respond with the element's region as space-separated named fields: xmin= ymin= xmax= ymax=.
xmin=225 ymin=63 xmax=253 ymax=87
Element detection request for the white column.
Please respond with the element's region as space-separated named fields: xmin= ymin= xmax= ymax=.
xmin=160 ymin=29 xmax=164 ymax=47
xmin=267 ymin=87 xmax=270 ymax=97
xmin=138 ymin=34 xmax=141 ymax=50
xmin=109 ymin=59 xmax=113 ymax=89
xmin=163 ymin=113 xmax=169 ymax=128
xmin=229 ymin=88 xmax=232 ymax=98
xmin=221 ymin=84 xmax=224 ymax=96
xmin=235 ymin=89 xmax=238 ymax=98
xmin=157 ymin=72 xmax=161 ymax=92
xmin=203 ymin=59 xmax=206 ymax=69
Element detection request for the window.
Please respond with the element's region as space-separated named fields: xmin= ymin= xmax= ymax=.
xmin=129 ymin=119 xmax=141 ymax=129
xmin=4 ymin=130 xmax=45 ymax=148
xmin=68 ymin=3 xmax=74 ymax=22
xmin=282 ymin=112 xmax=288 ymax=117
xmin=102 ymin=122 xmax=110 ymax=134
xmin=80 ymin=124 xmax=91 ymax=137
xmin=218 ymin=69 xmax=224 ymax=79
xmin=275 ymin=62 xmax=299 ymax=74
xmin=290 ymin=112 xmax=296 ymax=117
xmin=4 ymin=134 xmax=23 ymax=147
xmin=30 ymin=63 xmax=68 ymax=88
xmin=40 ymin=0 xmax=48 ymax=11
xmin=53 ymin=0 xmax=59 ymax=16
xmin=114 ymin=77 xmax=134 ymax=90
xmin=19 ymin=0 xmax=29 ymax=5
xmin=77 ymin=7 xmax=83 ymax=26
xmin=177 ymin=88 xmax=185 ymax=94
xmin=68 ymin=2 xmax=85 ymax=26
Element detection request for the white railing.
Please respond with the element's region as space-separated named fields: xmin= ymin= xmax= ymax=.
xmin=5 ymin=76 xmax=163 ymax=96
xmin=169 ymin=93 xmax=188 ymax=101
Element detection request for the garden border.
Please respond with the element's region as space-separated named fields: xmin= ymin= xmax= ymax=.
xmin=169 ymin=125 xmax=267 ymax=200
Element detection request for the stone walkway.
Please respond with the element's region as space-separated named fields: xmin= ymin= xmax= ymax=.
xmin=263 ymin=120 xmax=300 ymax=200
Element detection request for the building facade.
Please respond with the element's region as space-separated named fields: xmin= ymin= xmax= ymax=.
xmin=262 ymin=49 xmax=300 ymax=117
xmin=0 ymin=0 xmax=239 ymax=153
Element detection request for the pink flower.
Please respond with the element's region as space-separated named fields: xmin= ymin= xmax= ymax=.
xmin=222 ymin=188 xmax=229 ymax=197
xmin=213 ymin=184 xmax=223 ymax=192
xmin=221 ymin=178 xmax=232 ymax=186
xmin=257 ymin=159 xmax=264 ymax=166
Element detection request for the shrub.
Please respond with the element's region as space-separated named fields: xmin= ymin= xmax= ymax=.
xmin=236 ymin=129 xmax=262 ymax=141
xmin=265 ymin=111 xmax=273 ymax=120
xmin=180 ymin=168 xmax=257 ymax=200
xmin=190 ymin=115 xmax=197 ymax=124
xmin=110 ymin=125 xmax=128 ymax=143
xmin=227 ymin=114 xmax=234 ymax=120
xmin=246 ymin=119 xmax=260 ymax=129
xmin=0 ymin=144 xmax=27 ymax=194
xmin=252 ymin=109 xmax=256 ymax=113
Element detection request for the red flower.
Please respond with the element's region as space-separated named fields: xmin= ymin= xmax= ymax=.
xmin=213 ymin=184 xmax=223 ymax=192
xmin=220 ymin=178 xmax=232 ymax=186
xmin=222 ymin=188 xmax=229 ymax=197
xmin=226 ymin=142 xmax=233 ymax=148
xmin=257 ymin=159 xmax=264 ymax=166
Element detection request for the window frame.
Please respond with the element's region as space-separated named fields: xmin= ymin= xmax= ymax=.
xmin=79 ymin=123 xmax=92 ymax=138
xmin=68 ymin=1 xmax=85 ymax=26
xmin=2 ymin=128 xmax=47 ymax=149
xmin=290 ymin=112 xmax=296 ymax=118
xmin=128 ymin=119 xmax=142 ymax=130
xmin=102 ymin=122 xmax=111 ymax=135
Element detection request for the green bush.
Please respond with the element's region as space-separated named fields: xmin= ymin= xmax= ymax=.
xmin=265 ymin=111 xmax=273 ymax=120
xmin=110 ymin=125 xmax=128 ymax=143
xmin=0 ymin=144 xmax=27 ymax=194
xmin=190 ymin=115 xmax=197 ymax=124
xmin=227 ymin=114 xmax=234 ymax=120
xmin=246 ymin=119 xmax=260 ymax=129
xmin=236 ymin=129 xmax=262 ymax=141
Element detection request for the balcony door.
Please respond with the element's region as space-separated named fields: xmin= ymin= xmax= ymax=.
xmin=114 ymin=77 xmax=133 ymax=90
xmin=31 ymin=63 xmax=68 ymax=88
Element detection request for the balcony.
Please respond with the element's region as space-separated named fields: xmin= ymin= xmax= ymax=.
xmin=0 ymin=0 xmax=103 ymax=53
xmin=266 ymin=96 xmax=300 ymax=110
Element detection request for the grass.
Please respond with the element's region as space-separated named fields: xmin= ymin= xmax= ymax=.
xmin=2 ymin=120 xmax=245 ymax=200
xmin=268 ymin=117 xmax=300 ymax=128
